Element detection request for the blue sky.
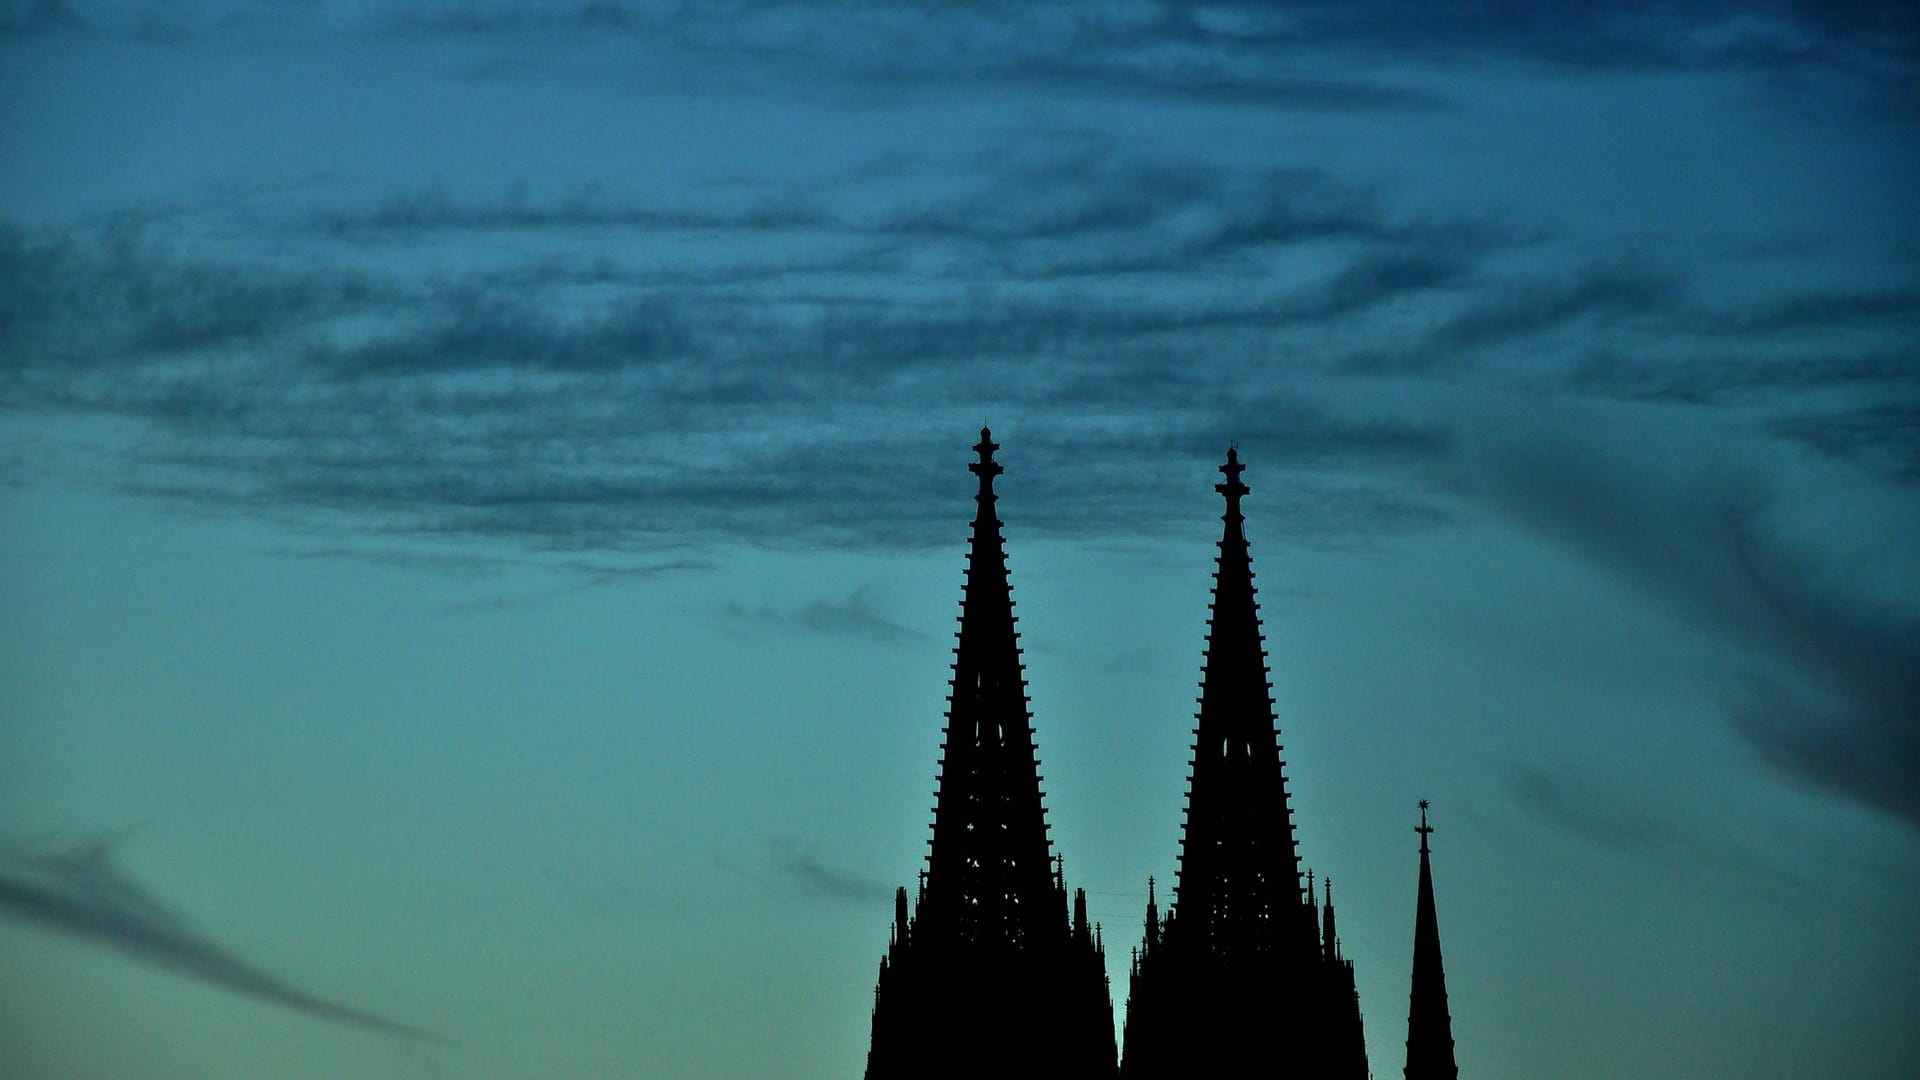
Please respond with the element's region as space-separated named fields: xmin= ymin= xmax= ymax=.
xmin=2 ymin=2 xmax=1917 ymax=1077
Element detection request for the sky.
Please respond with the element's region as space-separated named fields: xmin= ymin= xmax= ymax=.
xmin=1 ymin=1 xmax=1917 ymax=1077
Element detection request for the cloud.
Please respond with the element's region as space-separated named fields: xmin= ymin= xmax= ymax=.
xmin=1501 ymin=762 xmax=1810 ymax=895
xmin=313 ymin=187 xmax=833 ymax=239
xmin=1503 ymin=762 xmax=1699 ymax=855
xmin=711 ymin=837 xmax=892 ymax=906
xmin=1710 ymin=287 xmax=1920 ymax=335
xmin=1430 ymin=263 xmax=1680 ymax=353
xmin=764 ymin=837 xmax=893 ymax=905
xmin=357 ymin=2 xmax=1920 ymax=113
xmin=1769 ymin=402 xmax=1920 ymax=483
xmin=0 ymin=222 xmax=377 ymax=369
xmin=0 ymin=837 xmax=430 ymax=1040
xmin=1567 ymin=350 xmax=1920 ymax=407
xmin=370 ymin=1 xmax=1442 ymax=111
xmin=1459 ymin=401 xmax=1920 ymax=830
xmin=721 ymin=584 xmax=928 ymax=646
xmin=2 ymin=171 xmax=1488 ymax=556
xmin=0 ymin=0 xmax=82 ymax=37
xmin=0 ymin=127 xmax=1890 ymax=572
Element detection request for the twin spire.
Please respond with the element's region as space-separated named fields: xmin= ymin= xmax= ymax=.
xmin=864 ymin=428 xmax=1115 ymax=1079
xmin=1120 ymin=444 xmax=1368 ymax=1078
xmin=866 ymin=432 xmax=1463 ymax=1079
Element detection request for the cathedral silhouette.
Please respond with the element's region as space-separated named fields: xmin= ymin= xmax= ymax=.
xmin=864 ymin=430 xmax=1459 ymax=1079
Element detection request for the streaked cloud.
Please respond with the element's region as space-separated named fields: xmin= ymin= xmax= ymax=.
xmin=0 ymin=838 xmax=429 ymax=1039
xmin=721 ymin=584 xmax=929 ymax=647
xmin=1459 ymin=403 xmax=1920 ymax=830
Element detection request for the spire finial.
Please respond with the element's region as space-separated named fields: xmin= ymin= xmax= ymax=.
xmin=970 ymin=426 xmax=1003 ymax=496
xmin=1216 ymin=445 xmax=1249 ymax=521
xmin=1324 ymin=876 xmax=1333 ymax=906
xmin=1417 ymin=799 xmax=1434 ymax=855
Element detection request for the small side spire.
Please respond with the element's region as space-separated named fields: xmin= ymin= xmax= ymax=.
xmin=1405 ymin=800 xmax=1458 ymax=1080
xmin=1323 ymin=877 xmax=1338 ymax=962
xmin=1144 ymin=875 xmax=1160 ymax=952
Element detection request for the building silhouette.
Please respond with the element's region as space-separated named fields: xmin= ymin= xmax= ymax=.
xmin=1119 ymin=446 xmax=1369 ymax=1078
xmin=865 ymin=435 xmax=1462 ymax=1077
xmin=863 ymin=429 xmax=1117 ymax=1080
xmin=1405 ymin=801 xmax=1459 ymax=1080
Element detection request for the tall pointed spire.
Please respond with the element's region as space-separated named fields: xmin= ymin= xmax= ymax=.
xmin=865 ymin=429 xmax=1116 ymax=1080
xmin=1122 ymin=448 xmax=1367 ymax=1079
xmin=1405 ymin=800 xmax=1459 ymax=1080
xmin=1171 ymin=445 xmax=1305 ymax=957
xmin=915 ymin=427 xmax=1060 ymax=950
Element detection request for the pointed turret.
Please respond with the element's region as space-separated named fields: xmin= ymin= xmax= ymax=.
xmin=1323 ymin=878 xmax=1339 ymax=963
xmin=1122 ymin=448 xmax=1367 ymax=1079
xmin=865 ymin=430 xmax=1116 ymax=1080
xmin=1405 ymin=801 xmax=1459 ymax=1080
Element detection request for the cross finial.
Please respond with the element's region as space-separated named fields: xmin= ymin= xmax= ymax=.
xmin=970 ymin=426 xmax=1003 ymax=493
xmin=1416 ymin=799 xmax=1434 ymax=854
xmin=1216 ymin=445 xmax=1249 ymax=519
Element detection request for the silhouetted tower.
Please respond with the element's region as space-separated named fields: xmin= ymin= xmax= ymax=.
xmin=865 ymin=429 xmax=1117 ymax=1080
xmin=1405 ymin=801 xmax=1459 ymax=1080
xmin=1122 ymin=447 xmax=1368 ymax=1079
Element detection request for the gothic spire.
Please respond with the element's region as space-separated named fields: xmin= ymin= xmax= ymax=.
xmin=865 ymin=431 xmax=1116 ymax=1080
xmin=1121 ymin=448 xmax=1367 ymax=1080
xmin=1169 ymin=445 xmax=1305 ymax=958
xmin=1405 ymin=801 xmax=1459 ymax=1080
xmin=914 ymin=426 xmax=1062 ymax=952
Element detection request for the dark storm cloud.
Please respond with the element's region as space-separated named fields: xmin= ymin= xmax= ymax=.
xmin=1462 ymin=405 xmax=1920 ymax=830
xmin=0 ymin=839 xmax=428 ymax=1039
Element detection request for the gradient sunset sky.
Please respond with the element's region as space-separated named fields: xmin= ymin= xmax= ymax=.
xmin=2 ymin=2 xmax=1917 ymax=1078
